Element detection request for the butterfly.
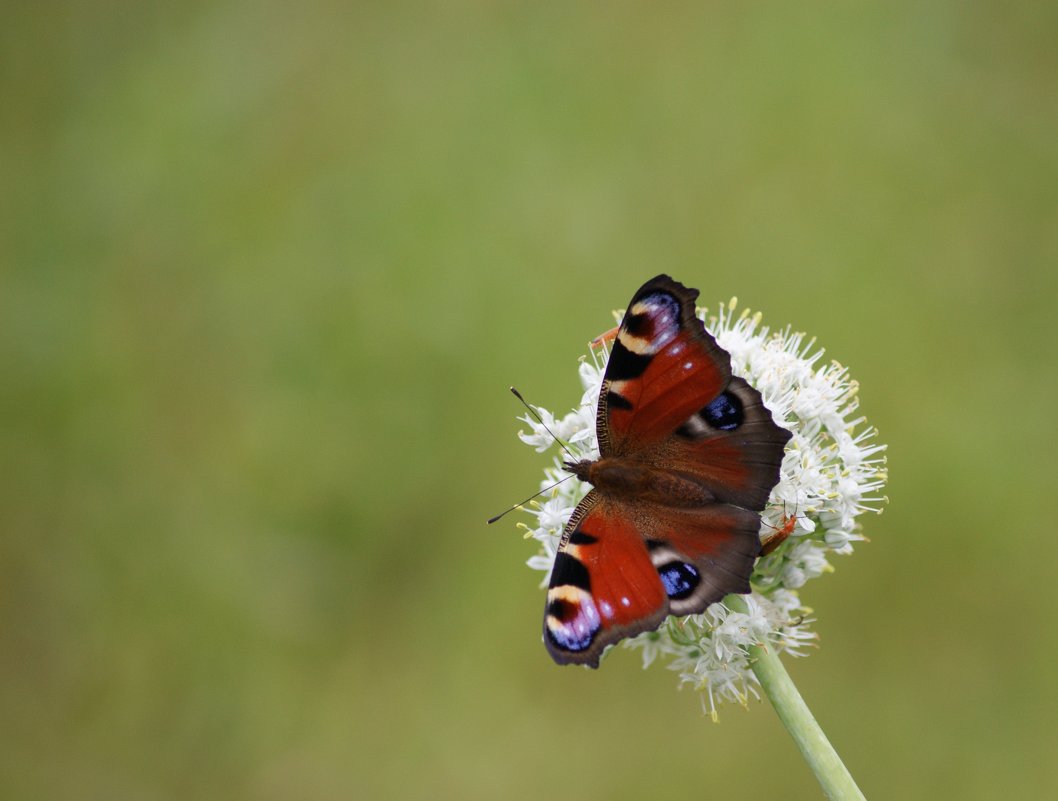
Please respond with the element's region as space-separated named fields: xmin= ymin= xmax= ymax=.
xmin=544 ymin=275 xmax=791 ymax=667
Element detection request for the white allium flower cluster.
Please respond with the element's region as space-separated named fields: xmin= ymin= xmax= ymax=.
xmin=517 ymin=299 xmax=888 ymax=718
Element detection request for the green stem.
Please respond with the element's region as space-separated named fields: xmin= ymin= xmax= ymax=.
xmin=725 ymin=594 xmax=866 ymax=801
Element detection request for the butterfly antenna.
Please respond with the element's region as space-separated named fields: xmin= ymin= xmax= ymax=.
xmin=486 ymin=474 xmax=574 ymax=525
xmin=509 ymin=386 xmax=578 ymax=461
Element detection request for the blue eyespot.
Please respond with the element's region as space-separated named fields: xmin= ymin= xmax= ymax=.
xmin=701 ymin=391 xmax=743 ymax=431
xmin=658 ymin=561 xmax=700 ymax=600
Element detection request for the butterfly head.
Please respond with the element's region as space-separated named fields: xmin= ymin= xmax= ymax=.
xmin=563 ymin=459 xmax=595 ymax=483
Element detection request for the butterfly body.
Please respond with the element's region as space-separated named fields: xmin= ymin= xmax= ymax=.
xmin=542 ymin=275 xmax=792 ymax=668
xmin=565 ymin=458 xmax=716 ymax=507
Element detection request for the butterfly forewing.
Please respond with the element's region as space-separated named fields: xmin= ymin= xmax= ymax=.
xmin=599 ymin=275 xmax=733 ymax=456
xmin=544 ymin=494 xmax=668 ymax=667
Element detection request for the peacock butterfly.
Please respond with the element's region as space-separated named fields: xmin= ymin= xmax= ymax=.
xmin=544 ymin=275 xmax=791 ymax=667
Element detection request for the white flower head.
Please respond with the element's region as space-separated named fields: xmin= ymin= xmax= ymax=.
xmin=516 ymin=298 xmax=887 ymax=717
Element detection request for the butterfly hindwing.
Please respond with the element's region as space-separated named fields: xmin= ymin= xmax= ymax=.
xmin=662 ymin=375 xmax=792 ymax=511
xmin=640 ymin=501 xmax=762 ymax=616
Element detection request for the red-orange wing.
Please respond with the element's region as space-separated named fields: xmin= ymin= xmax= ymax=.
xmin=598 ymin=274 xmax=733 ymax=456
xmin=599 ymin=275 xmax=790 ymax=511
xmin=544 ymin=492 xmax=762 ymax=667
xmin=544 ymin=492 xmax=667 ymax=668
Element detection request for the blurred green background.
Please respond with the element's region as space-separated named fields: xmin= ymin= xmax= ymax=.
xmin=3 ymin=2 xmax=1057 ymax=799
